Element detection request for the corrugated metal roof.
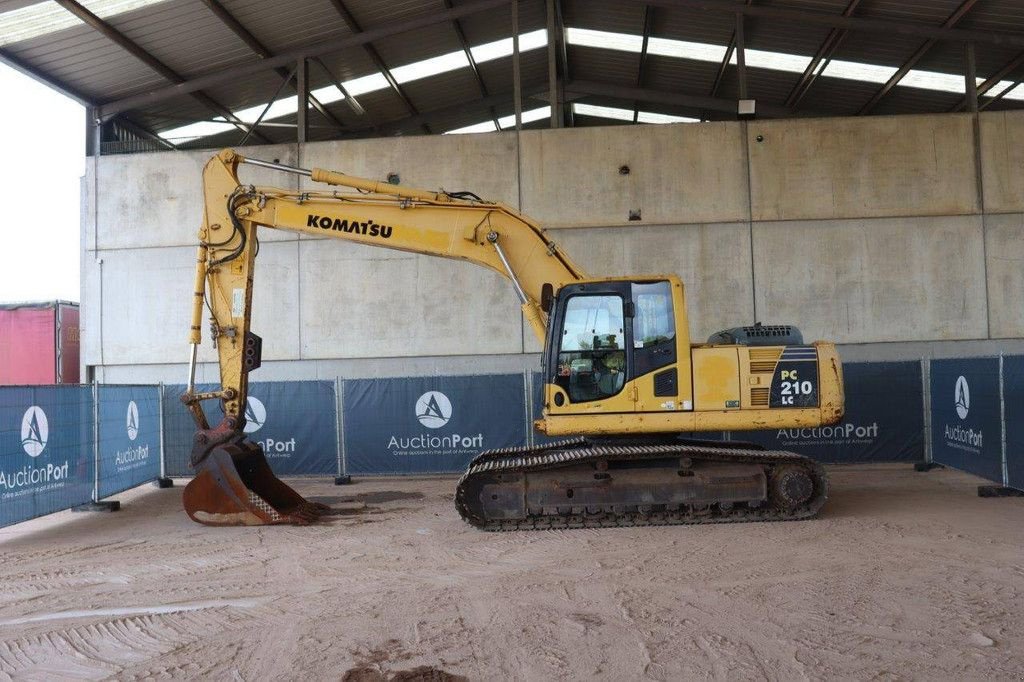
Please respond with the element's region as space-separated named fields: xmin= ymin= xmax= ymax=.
xmin=315 ymin=46 xmax=381 ymax=85
xmin=106 ymin=1 xmax=255 ymax=78
xmin=456 ymin=1 xmax=545 ymax=45
xmin=652 ymin=7 xmax=735 ymax=45
xmin=7 ymin=24 xmax=164 ymax=101
xmin=826 ymin=29 xmax=924 ymax=68
xmin=792 ymin=74 xmax=886 ymax=115
xmin=959 ymin=0 xmax=1024 ymax=32
xmin=562 ymin=0 xmax=645 ymax=34
xmin=985 ymin=95 xmax=1024 ymax=112
xmin=341 ymin=0 xmax=443 ymax=28
xmin=477 ymin=48 xmax=546 ymax=96
xmin=0 ymin=1 xmax=48 ymax=13
xmin=401 ymin=64 xmax=485 ymax=113
xmin=567 ymin=45 xmax=640 ymax=86
xmin=1 ymin=0 xmax=1020 ymax=152
xmin=744 ymin=12 xmax=836 ymax=57
xmin=223 ymin=0 xmax=353 ymax=55
xmin=642 ymin=56 xmax=720 ymax=96
xmin=915 ymin=41 xmax=1022 ymax=82
xmin=869 ymin=83 xmax=963 ymax=115
xmin=372 ymin=22 xmax=465 ymax=69
xmin=852 ymin=0 xmax=964 ymax=24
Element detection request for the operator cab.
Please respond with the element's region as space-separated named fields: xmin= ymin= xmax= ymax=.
xmin=543 ymin=278 xmax=685 ymax=407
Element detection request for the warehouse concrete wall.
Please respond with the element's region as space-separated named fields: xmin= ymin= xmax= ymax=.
xmin=81 ymin=110 xmax=1024 ymax=383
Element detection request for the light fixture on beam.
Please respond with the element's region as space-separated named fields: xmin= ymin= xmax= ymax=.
xmin=738 ymin=98 xmax=756 ymax=119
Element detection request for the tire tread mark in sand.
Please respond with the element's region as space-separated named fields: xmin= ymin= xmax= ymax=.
xmin=0 ymin=635 xmax=33 ymax=670
xmin=0 ymin=606 xmax=271 ymax=678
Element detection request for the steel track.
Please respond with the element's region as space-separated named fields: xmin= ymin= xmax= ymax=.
xmin=455 ymin=438 xmax=828 ymax=531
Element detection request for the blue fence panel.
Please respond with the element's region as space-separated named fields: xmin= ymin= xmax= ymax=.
xmin=930 ymin=357 xmax=1003 ymax=483
xmin=161 ymin=384 xmax=195 ymax=477
xmin=97 ymin=385 xmax=162 ymax=498
xmin=732 ymin=361 xmax=924 ymax=462
xmin=1003 ymin=355 xmax=1024 ymax=491
xmin=0 ymin=386 xmax=95 ymax=528
xmin=344 ymin=374 xmax=527 ymax=475
xmin=163 ymin=381 xmax=337 ymax=477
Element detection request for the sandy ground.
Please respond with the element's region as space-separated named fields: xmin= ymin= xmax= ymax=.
xmin=0 ymin=464 xmax=1022 ymax=681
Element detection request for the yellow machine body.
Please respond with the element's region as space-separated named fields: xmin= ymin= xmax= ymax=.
xmin=539 ymin=275 xmax=843 ymax=436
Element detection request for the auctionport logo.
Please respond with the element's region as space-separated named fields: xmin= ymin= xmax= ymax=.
xmin=2 ymin=405 xmax=70 ymax=496
xmin=777 ymin=422 xmax=879 ymax=442
xmin=21 ymin=406 xmax=48 ymax=458
xmin=944 ymin=375 xmax=982 ymax=453
xmin=416 ymin=391 xmax=452 ymax=429
xmin=126 ymin=401 xmax=139 ymax=441
xmin=244 ymin=396 xmax=266 ymax=434
xmin=386 ymin=390 xmax=482 ymax=454
xmin=955 ymin=376 xmax=970 ymax=420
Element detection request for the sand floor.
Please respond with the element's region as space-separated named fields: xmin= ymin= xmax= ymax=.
xmin=0 ymin=464 xmax=1022 ymax=681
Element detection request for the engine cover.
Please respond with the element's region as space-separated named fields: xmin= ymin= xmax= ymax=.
xmin=707 ymin=323 xmax=803 ymax=346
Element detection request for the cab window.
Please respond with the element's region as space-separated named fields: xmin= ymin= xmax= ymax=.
xmin=633 ymin=281 xmax=676 ymax=375
xmin=556 ymin=295 xmax=626 ymax=402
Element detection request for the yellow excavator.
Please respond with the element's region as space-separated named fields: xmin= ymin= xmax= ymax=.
xmin=181 ymin=148 xmax=844 ymax=529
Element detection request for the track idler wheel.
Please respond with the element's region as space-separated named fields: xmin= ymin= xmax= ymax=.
xmin=770 ymin=465 xmax=815 ymax=510
xmin=182 ymin=420 xmax=330 ymax=526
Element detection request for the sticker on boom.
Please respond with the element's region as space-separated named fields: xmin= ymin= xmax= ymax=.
xmin=770 ymin=345 xmax=819 ymax=408
xmin=307 ymin=214 xmax=393 ymax=238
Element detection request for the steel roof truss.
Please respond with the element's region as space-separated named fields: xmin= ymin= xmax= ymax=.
xmin=785 ymin=0 xmax=861 ymax=109
xmin=51 ymin=0 xmax=270 ymax=143
xmin=858 ymin=0 xmax=980 ymax=115
xmin=326 ymin=0 xmax=429 ymax=133
xmin=633 ymin=5 xmax=654 ymax=123
xmin=198 ymin=0 xmax=345 ymax=132
xmin=443 ymin=0 xmax=501 ymax=131
xmin=629 ymin=0 xmax=1024 ymax=48
xmin=95 ymin=0 xmax=509 ymax=121
xmin=952 ymin=49 xmax=1024 ymax=112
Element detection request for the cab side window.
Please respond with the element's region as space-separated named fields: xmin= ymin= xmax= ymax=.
xmin=633 ymin=281 xmax=676 ymax=375
xmin=556 ymin=295 xmax=626 ymax=402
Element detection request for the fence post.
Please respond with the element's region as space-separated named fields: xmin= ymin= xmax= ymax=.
xmin=158 ymin=383 xmax=166 ymax=479
xmin=92 ymin=381 xmax=99 ymax=502
xmin=155 ymin=383 xmax=173 ymax=488
xmin=74 ymin=381 xmax=120 ymax=512
xmin=334 ymin=377 xmax=350 ymax=485
xmin=1000 ymin=354 xmax=1008 ymax=487
xmin=922 ymin=359 xmax=932 ymax=464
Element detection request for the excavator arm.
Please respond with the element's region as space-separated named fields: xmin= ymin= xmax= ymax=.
xmin=180 ymin=149 xmax=584 ymax=525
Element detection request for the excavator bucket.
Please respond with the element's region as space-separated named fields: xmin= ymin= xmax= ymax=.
xmin=183 ymin=420 xmax=330 ymax=526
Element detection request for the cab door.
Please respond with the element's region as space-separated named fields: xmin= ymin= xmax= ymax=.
xmin=544 ymin=282 xmax=635 ymax=414
xmin=630 ymin=281 xmax=681 ymax=411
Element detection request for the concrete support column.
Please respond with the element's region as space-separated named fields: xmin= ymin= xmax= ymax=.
xmin=297 ymin=58 xmax=309 ymax=143
xmin=964 ymin=41 xmax=978 ymax=113
xmin=86 ymin=107 xmax=101 ymax=157
xmin=963 ymin=39 xmax=989 ymax=336
xmin=546 ymin=0 xmax=561 ymax=128
xmin=512 ymin=0 xmax=522 ymax=131
xmin=735 ymin=13 xmax=748 ymax=101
